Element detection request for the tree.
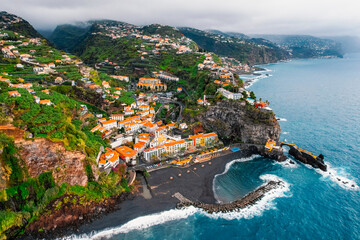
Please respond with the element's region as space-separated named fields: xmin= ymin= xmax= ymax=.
xmin=242 ymin=91 xmax=248 ymax=99
xmin=250 ymin=91 xmax=256 ymax=100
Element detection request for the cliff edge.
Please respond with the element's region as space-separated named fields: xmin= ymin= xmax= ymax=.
xmin=199 ymin=100 xmax=281 ymax=145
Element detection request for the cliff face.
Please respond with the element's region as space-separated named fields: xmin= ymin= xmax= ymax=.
xmin=16 ymin=138 xmax=88 ymax=186
xmin=199 ymin=100 xmax=281 ymax=145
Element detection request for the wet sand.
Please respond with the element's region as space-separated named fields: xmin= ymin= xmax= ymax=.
xmin=76 ymin=149 xmax=252 ymax=236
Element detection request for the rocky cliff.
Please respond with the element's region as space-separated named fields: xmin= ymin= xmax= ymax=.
xmin=16 ymin=138 xmax=88 ymax=186
xmin=199 ymin=100 xmax=281 ymax=145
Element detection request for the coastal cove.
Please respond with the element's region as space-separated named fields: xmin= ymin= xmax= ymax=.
xmin=66 ymin=53 xmax=360 ymax=240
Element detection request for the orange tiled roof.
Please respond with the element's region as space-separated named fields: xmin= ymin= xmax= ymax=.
xmin=134 ymin=142 xmax=145 ymax=149
xmin=116 ymin=146 xmax=137 ymax=158
xmin=8 ymin=90 xmax=20 ymax=95
xmin=39 ymin=99 xmax=51 ymax=104
xmin=164 ymin=139 xmax=185 ymax=147
xmin=102 ymin=119 xmax=117 ymax=125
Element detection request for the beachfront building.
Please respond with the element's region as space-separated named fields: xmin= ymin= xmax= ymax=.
xmin=265 ymin=140 xmax=280 ymax=151
xmin=189 ymin=132 xmax=218 ymax=147
xmin=164 ymin=139 xmax=187 ymax=155
xmin=143 ymin=146 xmax=165 ymax=162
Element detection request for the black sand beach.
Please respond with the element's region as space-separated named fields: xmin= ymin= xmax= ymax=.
xmin=76 ymin=149 xmax=252 ymax=236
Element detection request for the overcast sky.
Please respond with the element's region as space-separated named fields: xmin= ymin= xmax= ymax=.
xmin=3 ymin=0 xmax=360 ymax=36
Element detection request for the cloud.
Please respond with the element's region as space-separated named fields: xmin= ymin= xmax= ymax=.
xmin=3 ymin=0 xmax=360 ymax=36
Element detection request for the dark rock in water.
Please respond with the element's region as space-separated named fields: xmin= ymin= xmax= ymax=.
xmin=278 ymin=142 xmax=327 ymax=171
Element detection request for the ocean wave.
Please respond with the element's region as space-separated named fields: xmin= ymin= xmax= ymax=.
xmin=273 ymin=158 xmax=299 ymax=169
xmin=253 ymin=68 xmax=272 ymax=74
xmin=245 ymin=74 xmax=271 ymax=89
xmin=283 ymin=132 xmax=289 ymax=135
xmin=204 ymin=174 xmax=290 ymax=220
xmin=277 ymin=118 xmax=287 ymax=122
xmin=315 ymin=162 xmax=359 ymax=191
xmin=65 ymin=207 xmax=199 ymax=240
xmin=66 ymin=173 xmax=290 ymax=239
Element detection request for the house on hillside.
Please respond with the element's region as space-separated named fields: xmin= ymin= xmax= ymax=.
xmin=8 ymin=91 xmax=21 ymax=97
xmin=39 ymin=99 xmax=53 ymax=106
xmin=55 ymin=77 xmax=63 ymax=84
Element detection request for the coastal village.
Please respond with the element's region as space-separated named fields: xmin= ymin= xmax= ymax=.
xmin=0 ymin=11 xmax=338 ymax=239
xmin=0 ymin=21 xmax=274 ymax=174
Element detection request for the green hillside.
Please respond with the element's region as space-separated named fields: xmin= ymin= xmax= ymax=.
xmin=179 ymin=27 xmax=290 ymax=64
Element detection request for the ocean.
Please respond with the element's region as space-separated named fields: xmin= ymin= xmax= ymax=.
xmin=74 ymin=53 xmax=360 ymax=240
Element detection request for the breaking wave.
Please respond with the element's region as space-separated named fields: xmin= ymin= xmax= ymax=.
xmin=315 ymin=162 xmax=359 ymax=191
xmin=204 ymin=174 xmax=290 ymax=220
xmin=64 ymin=207 xmax=199 ymax=240
xmin=67 ymin=175 xmax=290 ymax=240
xmin=274 ymin=158 xmax=299 ymax=169
xmin=245 ymin=74 xmax=271 ymax=88
xmin=277 ymin=118 xmax=287 ymax=122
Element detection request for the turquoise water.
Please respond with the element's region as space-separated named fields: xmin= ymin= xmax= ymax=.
xmin=83 ymin=54 xmax=360 ymax=240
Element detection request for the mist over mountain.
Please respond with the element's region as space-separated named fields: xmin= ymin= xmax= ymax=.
xmin=250 ymin=34 xmax=343 ymax=58
xmin=324 ymin=36 xmax=360 ymax=53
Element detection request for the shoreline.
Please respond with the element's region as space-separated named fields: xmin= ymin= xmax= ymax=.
xmin=64 ymin=149 xmax=254 ymax=238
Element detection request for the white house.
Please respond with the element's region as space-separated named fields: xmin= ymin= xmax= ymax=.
xmin=110 ymin=114 xmax=124 ymax=121
xmin=217 ymin=88 xmax=242 ymax=100
xmin=101 ymin=119 xmax=117 ymax=130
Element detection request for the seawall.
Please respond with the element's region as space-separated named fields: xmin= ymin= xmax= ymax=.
xmin=176 ymin=180 xmax=284 ymax=213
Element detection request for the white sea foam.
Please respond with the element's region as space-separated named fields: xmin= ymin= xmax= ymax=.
xmin=283 ymin=132 xmax=289 ymax=135
xmin=274 ymin=158 xmax=299 ymax=169
xmin=65 ymin=207 xmax=199 ymax=240
xmin=245 ymin=74 xmax=271 ymax=88
xmin=66 ymin=172 xmax=290 ymax=240
xmin=277 ymin=118 xmax=287 ymax=122
xmin=315 ymin=162 xmax=359 ymax=191
xmin=204 ymin=174 xmax=290 ymax=220
xmin=253 ymin=67 xmax=272 ymax=74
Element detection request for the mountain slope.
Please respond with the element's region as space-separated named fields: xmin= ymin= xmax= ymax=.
xmin=325 ymin=35 xmax=360 ymax=53
xmin=250 ymin=34 xmax=343 ymax=58
xmin=0 ymin=13 xmax=131 ymax=238
xmin=49 ymin=24 xmax=90 ymax=51
xmin=0 ymin=11 xmax=42 ymax=38
xmin=179 ymin=27 xmax=290 ymax=64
